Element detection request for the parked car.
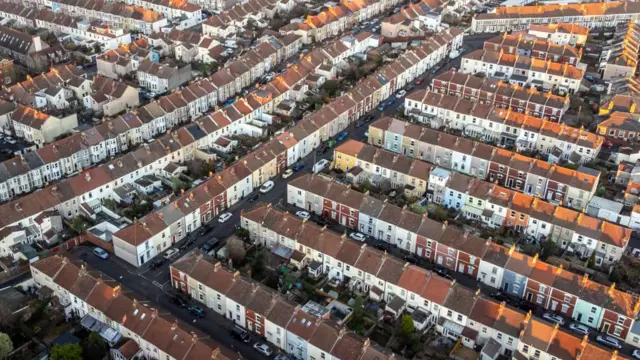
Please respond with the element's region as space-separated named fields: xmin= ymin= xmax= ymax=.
xmin=373 ymin=241 xmax=391 ymax=252
xmin=296 ymin=211 xmax=311 ymax=219
xmin=542 ymin=312 xmax=565 ymax=325
xmin=218 ymin=212 xmax=233 ymax=223
xmin=596 ymin=335 xmax=622 ymax=349
xmin=434 ymin=267 xmax=453 ymax=280
xmin=179 ymin=237 xmax=195 ymax=250
xmin=336 ymin=131 xmax=348 ymax=142
xmin=395 ymin=90 xmax=407 ymax=98
xmin=259 ymin=180 xmax=275 ymax=193
xmin=377 ymin=103 xmax=387 ymax=111
xmin=355 ymin=120 xmax=364 ymax=128
xmin=171 ymin=295 xmax=189 ymax=308
xmin=363 ymin=114 xmax=375 ymax=122
xmin=200 ymin=237 xmax=220 ymax=252
xmin=349 ymin=232 xmax=366 ymax=242
xmin=315 ymin=144 xmax=329 ymax=156
xmin=253 ymin=343 xmax=273 ymax=357
xmin=163 ymin=248 xmax=180 ymax=260
xmin=490 ymin=291 xmax=509 ymax=302
xmin=568 ymin=323 xmax=590 ymax=336
xmin=293 ymin=161 xmax=306 ymax=171
xmin=403 ymin=254 xmax=419 ymax=264
xmin=313 ymin=159 xmax=330 ymax=174
xmin=150 ymin=258 xmax=165 ymax=270
xmin=198 ymin=225 xmax=213 ymax=236
xmin=93 ymin=247 xmax=109 ymax=259
xmin=274 ymin=355 xmax=291 ymax=360
xmin=632 ymin=349 xmax=640 ymax=360
xmin=282 ymin=169 xmax=294 ymax=178
xmin=231 ymin=326 xmax=251 ymax=343
xmin=188 ymin=305 xmax=206 ymax=318
xmin=415 ymin=79 xmax=424 ymax=85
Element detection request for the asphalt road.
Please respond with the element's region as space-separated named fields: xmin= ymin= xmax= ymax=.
xmin=61 ymin=34 xmax=496 ymax=359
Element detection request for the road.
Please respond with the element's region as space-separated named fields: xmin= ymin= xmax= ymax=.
xmin=62 ymin=33 xmax=495 ymax=359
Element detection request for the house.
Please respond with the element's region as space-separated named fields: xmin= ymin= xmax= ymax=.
xmin=83 ymin=76 xmax=140 ymax=116
xmin=471 ymin=1 xmax=640 ymax=33
xmin=10 ymin=105 xmax=78 ymax=147
xmin=527 ymin=23 xmax=589 ymax=47
xmin=0 ymin=26 xmax=66 ymax=73
xmin=137 ymin=59 xmax=192 ymax=93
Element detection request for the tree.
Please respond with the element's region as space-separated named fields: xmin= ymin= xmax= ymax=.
xmin=352 ymin=295 xmax=365 ymax=321
xmin=251 ymin=248 xmax=267 ymax=277
xmin=171 ymin=176 xmax=188 ymax=192
xmin=227 ymin=238 xmax=247 ymax=265
xmin=0 ymin=333 xmax=13 ymax=358
xmin=400 ymin=314 xmax=414 ymax=335
xmin=82 ymin=332 xmax=106 ymax=360
xmin=235 ymin=227 xmax=251 ymax=240
xmin=587 ymin=252 xmax=596 ymax=269
xmin=50 ymin=344 xmax=83 ymax=360
xmin=360 ymin=179 xmax=372 ymax=193
xmin=430 ymin=206 xmax=448 ymax=222
xmin=71 ymin=216 xmax=89 ymax=234
xmin=541 ymin=240 xmax=556 ymax=259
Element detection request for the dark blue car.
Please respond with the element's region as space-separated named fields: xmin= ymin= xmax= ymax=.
xmin=293 ymin=162 xmax=305 ymax=172
xmin=188 ymin=305 xmax=206 ymax=318
xmin=336 ymin=131 xmax=348 ymax=142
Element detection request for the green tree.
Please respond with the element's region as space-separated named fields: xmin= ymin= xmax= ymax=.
xmin=430 ymin=206 xmax=448 ymax=222
xmin=235 ymin=227 xmax=251 ymax=240
xmin=82 ymin=332 xmax=106 ymax=360
xmin=70 ymin=216 xmax=89 ymax=234
xmin=587 ymin=252 xmax=596 ymax=269
xmin=0 ymin=333 xmax=13 ymax=358
xmin=360 ymin=179 xmax=372 ymax=193
xmin=541 ymin=240 xmax=556 ymax=259
xmin=251 ymin=248 xmax=267 ymax=277
xmin=352 ymin=295 xmax=364 ymax=321
xmin=171 ymin=176 xmax=188 ymax=192
xmin=50 ymin=343 xmax=83 ymax=360
xmin=401 ymin=314 xmax=415 ymax=335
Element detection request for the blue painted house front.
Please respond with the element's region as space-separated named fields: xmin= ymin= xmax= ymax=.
xmin=500 ymin=252 xmax=534 ymax=298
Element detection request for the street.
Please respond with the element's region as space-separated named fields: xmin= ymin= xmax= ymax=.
xmin=62 ymin=33 xmax=495 ymax=360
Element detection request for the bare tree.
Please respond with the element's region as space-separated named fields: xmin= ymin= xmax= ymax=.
xmin=227 ymin=238 xmax=247 ymax=265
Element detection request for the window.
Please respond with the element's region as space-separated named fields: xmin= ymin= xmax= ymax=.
xmin=447 ymin=310 xmax=453 ymax=317
xmin=522 ymin=345 xmax=529 ymax=353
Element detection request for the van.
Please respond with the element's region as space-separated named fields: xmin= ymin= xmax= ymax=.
xmin=313 ymin=159 xmax=330 ymax=174
xmin=231 ymin=326 xmax=251 ymax=343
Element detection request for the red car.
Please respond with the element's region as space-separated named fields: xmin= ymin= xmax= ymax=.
xmin=415 ymin=79 xmax=424 ymax=85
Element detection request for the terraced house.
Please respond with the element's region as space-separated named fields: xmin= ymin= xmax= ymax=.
xmin=284 ymin=175 xmax=640 ymax=347
xmin=431 ymin=71 xmax=570 ymax=121
xmin=333 ymin=140 xmax=631 ymax=266
xmin=0 ymin=28 xmax=463 ymax=261
xmin=483 ymin=33 xmax=582 ymax=66
xmin=368 ymin=117 xmax=599 ymax=210
xmin=470 ymin=1 xmax=640 ymax=33
xmin=460 ymin=49 xmax=584 ymax=94
xmin=404 ymin=89 xmax=602 ymax=163
xmin=241 ymin=202 xmax=634 ymax=357
xmin=171 ymin=251 xmax=399 ymax=360
xmin=30 ymin=255 xmax=239 ymax=360
xmin=24 ymin=0 xmax=169 ymax=34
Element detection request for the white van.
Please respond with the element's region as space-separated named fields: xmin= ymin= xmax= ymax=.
xmin=313 ymin=159 xmax=330 ymax=174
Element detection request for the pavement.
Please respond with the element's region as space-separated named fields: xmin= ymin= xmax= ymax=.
xmin=60 ymin=33 xmax=496 ymax=359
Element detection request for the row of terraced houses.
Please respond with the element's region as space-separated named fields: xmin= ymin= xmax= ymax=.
xmin=0 ymin=28 xmax=462 ymax=260
xmin=332 ymin=139 xmax=630 ymax=268
xmin=284 ymin=174 xmax=640 ymax=351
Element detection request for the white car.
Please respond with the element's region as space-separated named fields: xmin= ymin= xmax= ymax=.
xmin=218 ymin=212 xmax=233 ymax=223
xmin=542 ymin=313 xmax=564 ymax=325
xmin=395 ymin=90 xmax=407 ymax=98
xmin=349 ymin=232 xmax=366 ymax=242
xmin=253 ymin=343 xmax=273 ymax=356
xmin=296 ymin=211 xmax=311 ymax=219
xmin=282 ymin=169 xmax=294 ymax=179
xmin=596 ymin=335 xmax=622 ymax=349
xmin=163 ymin=248 xmax=180 ymax=260
xmin=259 ymin=180 xmax=275 ymax=193
xmin=93 ymin=247 xmax=109 ymax=259
xmin=632 ymin=349 xmax=640 ymax=360
xmin=568 ymin=323 xmax=589 ymax=336
xmin=313 ymin=159 xmax=330 ymax=174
